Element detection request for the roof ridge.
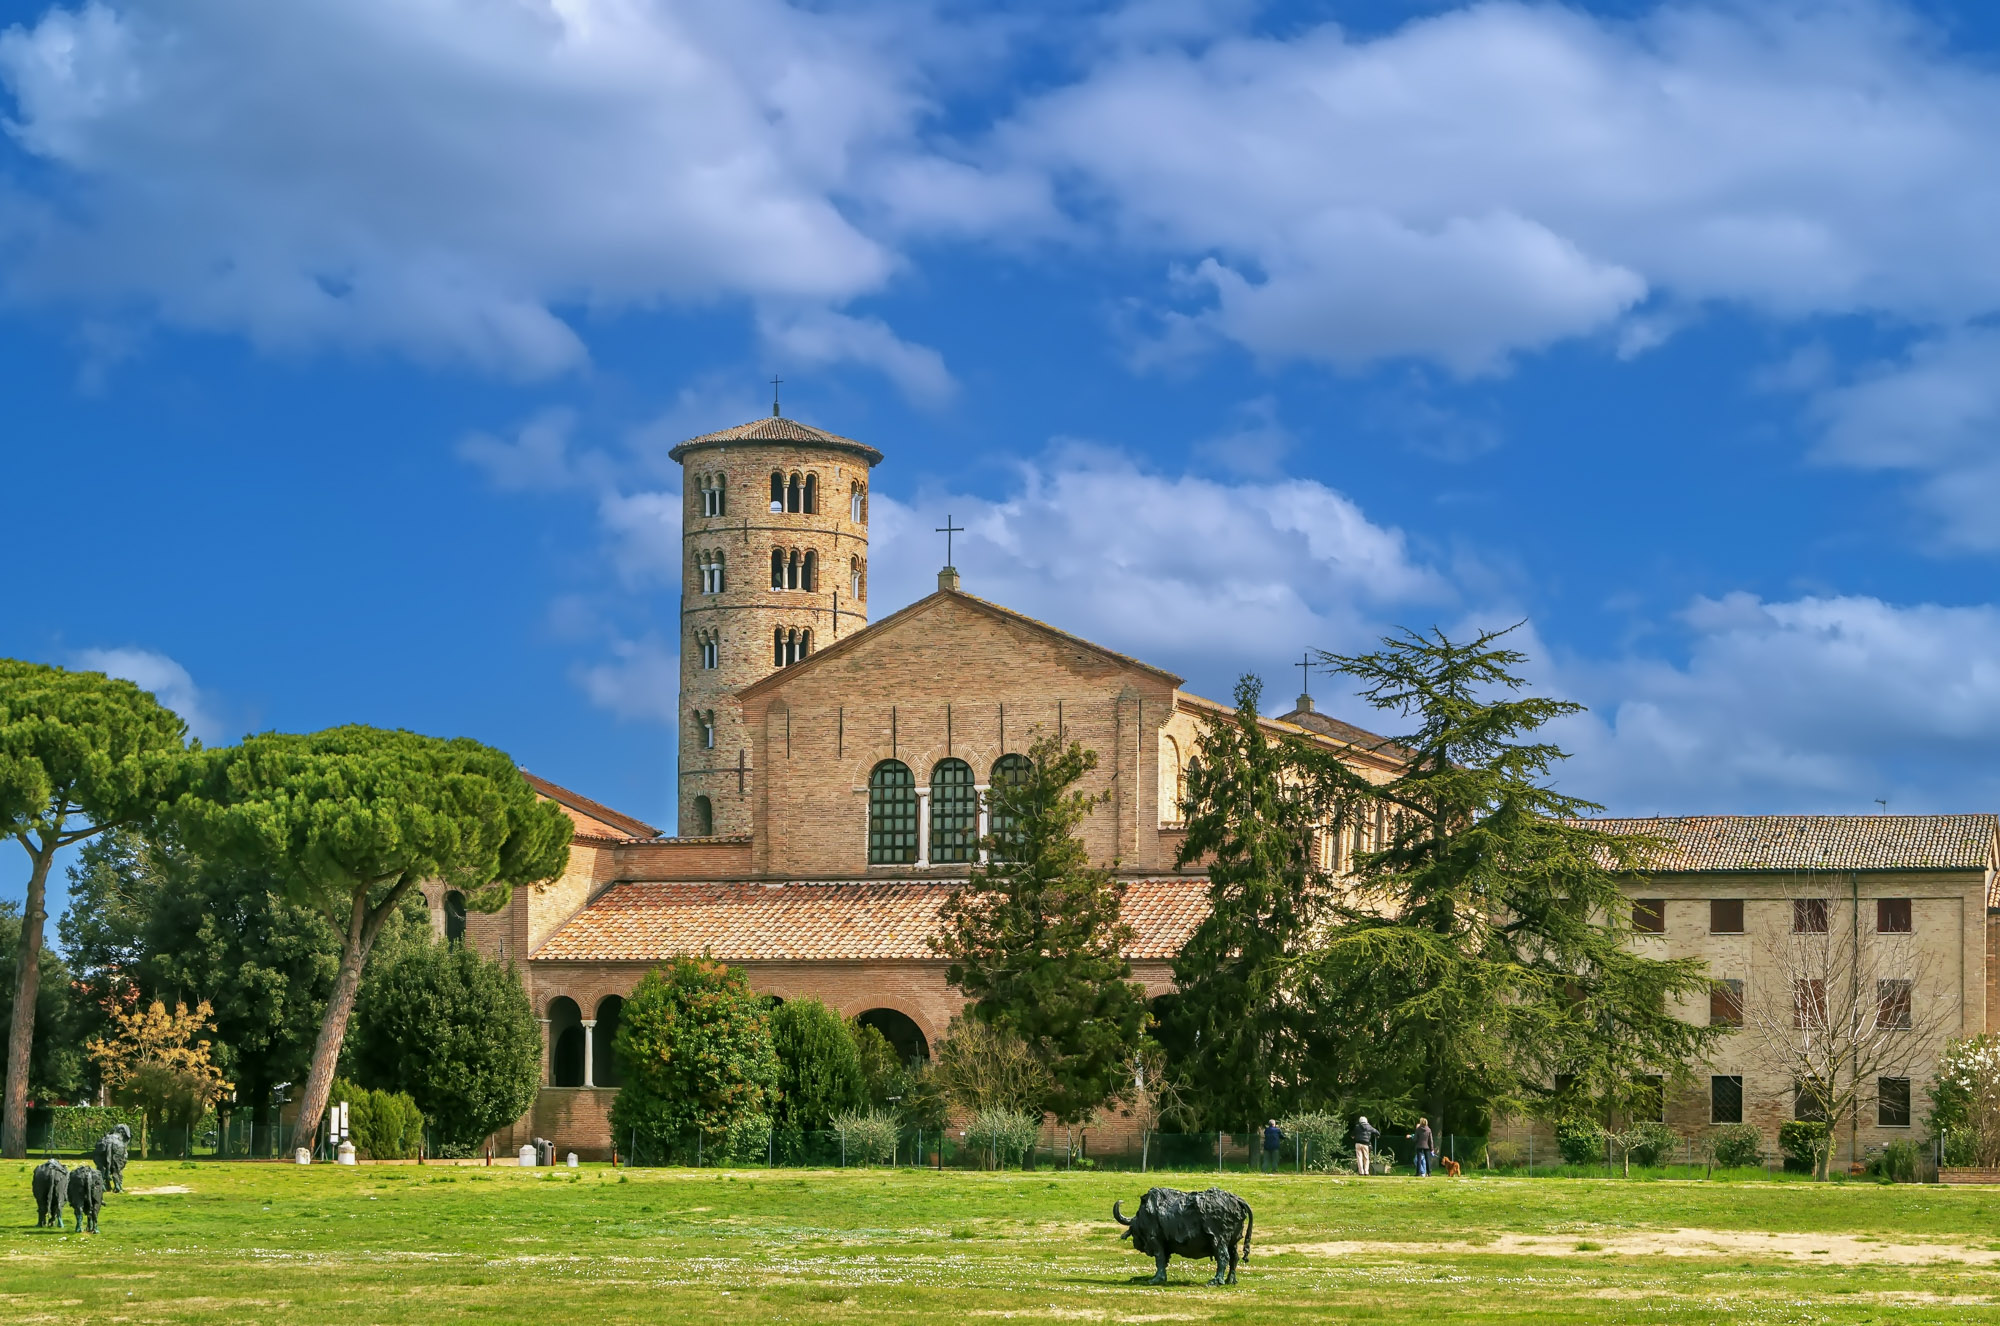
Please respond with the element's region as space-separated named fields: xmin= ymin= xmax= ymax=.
xmin=520 ymin=771 xmax=661 ymax=840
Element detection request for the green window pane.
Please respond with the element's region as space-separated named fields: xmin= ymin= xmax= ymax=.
xmin=868 ymin=760 xmax=918 ymax=865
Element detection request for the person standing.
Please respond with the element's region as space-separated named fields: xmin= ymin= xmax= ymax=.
xmin=1414 ymin=1117 xmax=1434 ymax=1177
xmin=1262 ymin=1119 xmax=1283 ymax=1173
xmin=1353 ymin=1115 xmax=1379 ymax=1175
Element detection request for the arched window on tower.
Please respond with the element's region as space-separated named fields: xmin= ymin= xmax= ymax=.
xmin=699 ymin=632 xmax=719 ymax=670
xmin=800 ymin=629 xmax=812 ymax=657
xmin=787 ymin=472 xmax=803 ymax=513
xmin=803 ymin=473 xmax=818 ymax=513
xmin=771 ymin=548 xmax=786 ymax=591
xmin=690 ymin=795 xmax=714 ymax=836
xmin=774 ymin=627 xmax=786 ymax=667
xmin=929 ymin=759 xmax=977 ymax=863
xmin=802 ymin=550 xmax=818 ymax=591
xmin=699 ymin=552 xmax=725 ymax=595
xmin=697 ymin=710 xmax=716 ymax=749
xmin=851 ymin=556 xmax=864 ymax=600
xmin=787 ymin=549 xmax=801 ymax=590
xmin=770 ymin=471 xmax=785 ymax=512
xmin=988 ymin=753 xmax=1033 ymax=860
xmin=868 ymin=760 xmax=918 ymax=864
xmin=710 ymin=476 xmax=725 ymax=517
xmin=851 ymin=483 xmax=865 ymax=523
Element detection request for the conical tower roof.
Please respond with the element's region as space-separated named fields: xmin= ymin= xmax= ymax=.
xmin=667 ymin=416 xmax=883 ymax=466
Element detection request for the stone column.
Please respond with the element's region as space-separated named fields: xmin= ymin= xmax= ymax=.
xmin=538 ymin=1018 xmax=552 ymax=1087
xmin=916 ymin=788 xmax=932 ymax=866
xmin=581 ymin=1019 xmax=597 ymax=1089
xmin=975 ymin=785 xmax=991 ymax=865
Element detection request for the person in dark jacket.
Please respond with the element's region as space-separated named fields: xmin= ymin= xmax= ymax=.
xmin=1414 ymin=1118 xmax=1434 ymax=1176
xmin=1261 ymin=1120 xmax=1283 ymax=1172
xmin=1352 ymin=1116 xmax=1379 ymax=1175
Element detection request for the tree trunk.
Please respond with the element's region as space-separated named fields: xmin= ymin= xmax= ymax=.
xmin=2 ymin=835 xmax=57 ymax=1159
xmin=288 ymin=876 xmax=412 ymax=1154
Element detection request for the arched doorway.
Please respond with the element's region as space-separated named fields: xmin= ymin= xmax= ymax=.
xmin=855 ymin=1008 xmax=929 ymax=1065
xmin=443 ymin=890 xmax=467 ymax=944
xmin=593 ymin=995 xmax=624 ymax=1089
xmin=548 ymin=996 xmax=584 ymax=1087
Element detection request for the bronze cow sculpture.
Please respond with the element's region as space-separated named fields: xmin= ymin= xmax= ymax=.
xmin=32 ymin=1159 xmax=66 ymax=1228
xmin=1112 ymin=1186 xmax=1253 ymax=1285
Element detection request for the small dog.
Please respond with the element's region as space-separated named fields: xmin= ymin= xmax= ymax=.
xmin=1440 ymin=1156 xmax=1462 ymax=1177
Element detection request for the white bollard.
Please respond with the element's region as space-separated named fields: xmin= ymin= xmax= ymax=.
xmin=567 ymin=1152 xmax=578 ymax=1168
xmin=295 ymin=1147 xmax=312 ymax=1165
xmin=337 ymin=1141 xmax=357 ymax=1166
xmin=519 ymin=1144 xmax=538 ymax=1167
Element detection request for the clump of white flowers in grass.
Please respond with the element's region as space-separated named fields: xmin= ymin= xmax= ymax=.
xmin=1929 ymin=1036 xmax=2000 ymax=1166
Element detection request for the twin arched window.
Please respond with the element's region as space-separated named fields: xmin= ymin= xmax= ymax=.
xmin=774 ymin=627 xmax=813 ymax=667
xmin=694 ymin=710 xmax=716 ymax=749
xmin=697 ymin=552 xmax=725 ymax=594
xmin=769 ymin=471 xmax=819 ymax=514
xmin=695 ymin=473 xmax=726 ymax=517
xmin=770 ymin=547 xmax=818 ymax=591
xmin=695 ymin=629 xmax=719 ymax=670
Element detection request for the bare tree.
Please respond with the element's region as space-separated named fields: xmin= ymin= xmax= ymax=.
xmin=1741 ymin=886 xmax=1954 ymax=1178
xmin=1122 ymin=1043 xmax=1196 ymax=1172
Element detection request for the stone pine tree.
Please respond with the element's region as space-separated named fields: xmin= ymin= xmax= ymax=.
xmin=1167 ymin=676 xmax=1341 ymax=1129
xmin=173 ymin=726 xmax=572 ymax=1151
xmin=1307 ymin=626 xmax=1719 ymax=1138
xmin=0 ymin=660 xmax=191 ymax=1157
xmin=932 ymin=732 xmax=1149 ymax=1125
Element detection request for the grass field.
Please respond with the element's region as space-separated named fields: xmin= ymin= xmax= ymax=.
xmin=13 ymin=1160 xmax=2000 ymax=1323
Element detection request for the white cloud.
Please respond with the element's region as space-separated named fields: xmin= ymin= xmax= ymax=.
xmin=598 ymin=488 xmax=685 ymax=590
xmin=573 ymin=635 xmax=682 ymax=725
xmin=996 ymin=1 xmax=2000 ymax=371
xmin=457 ymin=407 xmax=608 ymax=492
xmin=1552 ymin=593 xmax=2000 ymax=813
xmin=0 ymin=0 xmax=925 ymax=377
xmin=755 ymin=307 xmax=956 ymax=408
xmin=71 ymin=646 xmax=224 ymax=744
xmin=866 ymin=444 xmax=1451 ymax=699
xmin=1809 ymin=327 xmax=2000 ymax=549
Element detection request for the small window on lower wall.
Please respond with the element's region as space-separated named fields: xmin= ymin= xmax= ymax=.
xmin=1879 ymin=1076 xmax=1913 ymax=1127
xmin=1632 ymin=899 xmax=1665 ymax=934
xmin=1711 ymin=1075 xmax=1743 ymax=1124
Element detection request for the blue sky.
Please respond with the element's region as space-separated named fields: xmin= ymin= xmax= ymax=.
xmin=10 ymin=0 xmax=2000 ymax=910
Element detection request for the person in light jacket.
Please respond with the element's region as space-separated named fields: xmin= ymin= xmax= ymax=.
xmin=1352 ymin=1116 xmax=1379 ymax=1175
xmin=1413 ymin=1117 xmax=1434 ymax=1177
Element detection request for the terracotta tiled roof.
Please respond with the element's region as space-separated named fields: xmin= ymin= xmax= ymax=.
xmin=1274 ymin=703 xmax=1412 ymax=763
xmin=533 ymin=877 xmax=1211 ymax=963
xmin=1589 ymin=814 xmax=2000 ymax=874
xmin=666 ymin=415 xmax=884 ymax=465
xmin=521 ymin=771 xmax=660 ymax=841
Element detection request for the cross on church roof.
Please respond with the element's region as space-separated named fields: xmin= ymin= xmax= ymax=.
xmin=771 ymin=374 xmax=783 ymax=418
xmin=935 ymin=514 xmax=964 ymax=568
xmin=1296 ymin=651 xmax=1313 ymax=699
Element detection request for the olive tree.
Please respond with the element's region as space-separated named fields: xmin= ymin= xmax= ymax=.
xmin=174 ymin=725 xmax=571 ymax=1150
xmin=0 ymin=660 xmax=190 ymax=1157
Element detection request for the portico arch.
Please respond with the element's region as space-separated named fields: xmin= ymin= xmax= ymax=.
xmin=548 ymin=996 xmax=584 ymax=1087
xmin=855 ymin=1007 xmax=930 ymax=1065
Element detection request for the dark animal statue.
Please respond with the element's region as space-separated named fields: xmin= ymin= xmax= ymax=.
xmin=1112 ymin=1186 xmax=1254 ymax=1285
xmin=32 ymin=1159 xmax=67 ymax=1228
xmin=94 ymin=1124 xmax=131 ymax=1194
xmin=67 ymin=1165 xmax=105 ymax=1234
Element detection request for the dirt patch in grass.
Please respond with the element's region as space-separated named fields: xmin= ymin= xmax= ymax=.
xmin=1267 ymin=1228 xmax=2000 ymax=1265
xmin=127 ymin=1185 xmax=193 ymax=1195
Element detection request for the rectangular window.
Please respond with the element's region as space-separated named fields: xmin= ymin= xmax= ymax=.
xmin=1633 ymin=899 xmax=1666 ymax=934
xmin=1878 ymin=898 xmax=1913 ymax=933
xmin=1794 ymin=1078 xmax=1830 ymax=1122
xmin=1709 ymin=978 xmax=1744 ymax=1028
xmin=1793 ymin=898 xmax=1829 ymax=933
xmin=1710 ymin=899 xmax=1745 ymax=934
xmin=1794 ymin=978 xmax=1827 ymax=1029
xmin=1877 ymin=978 xmax=1913 ymax=1030
xmin=1711 ymin=1075 xmax=1743 ymax=1125
xmin=1879 ymin=1077 xmax=1913 ymax=1127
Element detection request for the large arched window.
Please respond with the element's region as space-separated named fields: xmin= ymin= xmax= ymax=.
xmin=443 ymin=890 xmax=467 ymax=944
xmin=802 ymin=550 xmax=817 ymax=591
xmin=548 ymin=996 xmax=584 ymax=1087
xmin=593 ymin=995 xmax=625 ymax=1088
xmin=1159 ymin=735 xmax=1184 ymax=826
xmin=988 ymin=754 xmax=1033 ymax=859
xmin=690 ymin=795 xmax=713 ymax=836
xmin=803 ymin=473 xmax=818 ymax=514
xmin=930 ymin=759 xmax=978 ymax=863
xmin=868 ymin=760 xmax=918 ymax=864
xmin=770 ymin=471 xmax=785 ymax=511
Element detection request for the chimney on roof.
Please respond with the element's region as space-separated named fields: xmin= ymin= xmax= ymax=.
xmin=1295 ymin=693 xmax=1314 ymax=714
xmin=938 ymin=566 xmax=961 ymax=592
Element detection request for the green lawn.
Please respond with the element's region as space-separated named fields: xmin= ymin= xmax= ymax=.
xmin=12 ymin=1160 xmax=2000 ymax=1323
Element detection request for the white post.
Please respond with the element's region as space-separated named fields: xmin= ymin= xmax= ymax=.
xmin=975 ymin=786 xmax=990 ymax=864
xmin=915 ymin=789 xmax=932 ymax=866
xmin=581 ymin=1019 xmax=597 ymax=1088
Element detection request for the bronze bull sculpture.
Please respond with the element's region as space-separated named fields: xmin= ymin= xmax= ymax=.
xmin=1112 ymin=1186 xmax=1253 ymax=1285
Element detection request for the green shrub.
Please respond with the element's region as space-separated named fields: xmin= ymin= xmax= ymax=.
xmin=1277 ymin=1111 xmax=1350 ymax=1172
xmin=963 ymin=1106 xmax=1042 ymax=1168
xmin=1865 ymin=1139 xmax=1923 ymax=1183
xmin=1711 ymin=1123 xmax=1763 ymax=1169
xmin=770 ymin=998 xmax=864 ymax=1133
xmin=1485 ymin=1139 xmax=1524 ymax=1168
xmin=332 ymin=1077 xmax=425 ymax=1159
xmin=833 ymin=1109 xmax=900 ymax=1165
xmin=1779 ymin=1120 xmax=1831 ymax=1174
xmin=609 ymin=956 xmax=779 ymax=1158
xmin=1555 ymin=1118 xmax=1607 ymax=1166
xmin=1623 ymin=1120 xmax=1680 ymax=1168
xmin=43 ymin=1105 xmax=146 ymax=1153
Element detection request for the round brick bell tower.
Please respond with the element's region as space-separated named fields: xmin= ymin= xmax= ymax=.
xmin=668 ymin=411 xmax=883 ymax=837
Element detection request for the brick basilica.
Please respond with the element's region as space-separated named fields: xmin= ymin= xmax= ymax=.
xmin=433 ymin=411 xmax=2000 ymax=1169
